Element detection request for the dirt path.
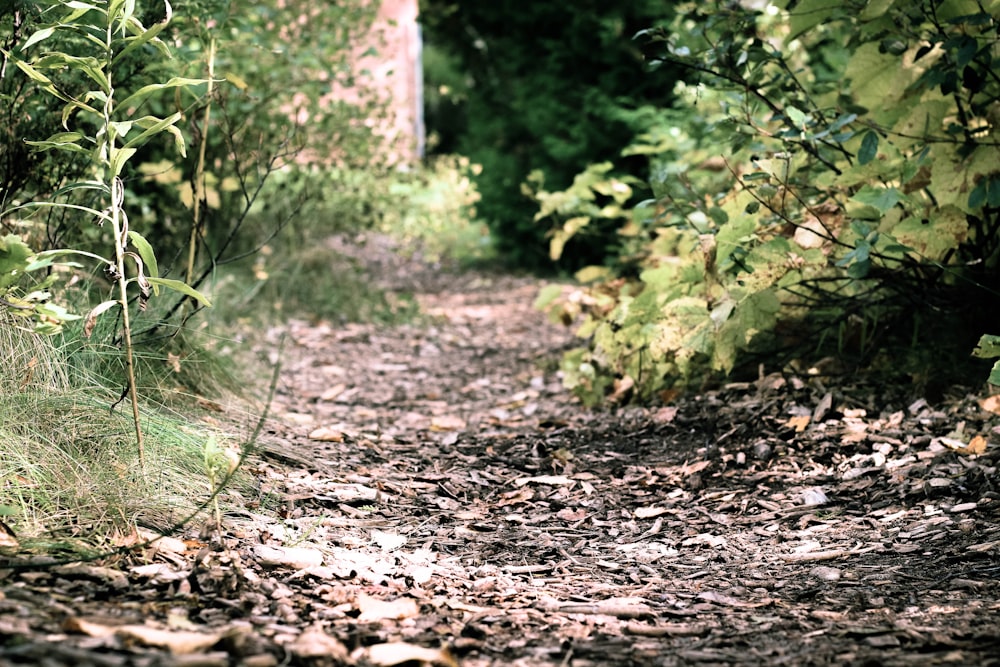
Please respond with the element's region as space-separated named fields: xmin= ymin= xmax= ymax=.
xmin=2 ymin=236 xmax=1000 ymax=666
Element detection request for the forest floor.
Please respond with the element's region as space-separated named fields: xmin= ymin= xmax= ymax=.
xmin=2 ymin=235 xmax=1000 ymax=666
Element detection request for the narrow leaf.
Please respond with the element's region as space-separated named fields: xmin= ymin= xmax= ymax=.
xmin=62 ymin=2 xmax=104 ymax=23
xmin=109 ymin=146 xmax=137 ymax=177
xmin=122 ymin=112 xmax=182 ymax=152
xmin=147 ymin=277 xmax=212 ymax=307
xmin=118 ymin=77 xmax=207 ymax=110
xmin=225 ymin=72 xmax=249 ymax=90
xmin=21 ymin=26 xmax=57 ymax=50
xmin=115 ymin=5 xmax=173 ymax=62
xmin=128 ymin=231 xmax=159 ymax=279
xmin=84 ymin=300 xmax=120 ymax=338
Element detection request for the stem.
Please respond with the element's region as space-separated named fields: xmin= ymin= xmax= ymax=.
xmin=187 ymin=37 xmax=216 ymax=287
xmin=112 ymin=177 xmax=144 ymax=468
xmin=102 ymin=14 xmax=144 ymax=468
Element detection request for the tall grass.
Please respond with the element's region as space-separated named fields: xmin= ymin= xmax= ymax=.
xmin=0 ymin=312 xmax=246 ymax=549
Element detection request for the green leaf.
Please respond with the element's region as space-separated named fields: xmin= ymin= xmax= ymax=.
xmin=533 ymin=284 xmax=564 ymax=310
xmin=109 ymin=146 xmax=137 ymax=177
xmin=114 ymin=1 xmax=174 ymax=63
xmin=25 ymin=131 xmax=91 ymax=155
xmin=10 ymin=57 xmax=57 ymax=87
xmin=891 ymin=208 xmax=968 ymax=260
xmin=21 ymin=26 xmax=57 ymax=50
xmin=34 ymin=53 xmax=109 ymax=92
xmin=828 ymin=112 xmax=858 ymax=133
xmin=127 ymin=231 xmax=158 ymax=279
xmin=858 ymin=130 xmax=879 ymax=165
xmin=851 ymin=185 xmax=903 ymax=214
xmin=847 ymin=258 xmax=871 ymax=278
xmin=972 ymin=334 xmax=1000 ymax=359
xmin=971 ymin=181 xmax=990 ymax=209
xmin=122 ymin=113 xmax=183 ymax=152
xmin=62 ymin=2 xmax=104 ymax=23
xmin=549 ymin=216 xmax=590 ymax=261
xmin=788 ymin=0 xmax=843 ymax=37
xmin=987 ymin=178 xmax=1000 ymax=208
xmin=146 ymin=277 xmax=213 ymax=307
xmin=109 ymin=121 xmax=133 ymax=139
xmin=118 ymin=77 xmax=207 ymax=111
xmin=989 ymin=360 xmax=1000 ymax=386
xmin=786 ymin=106 xmax=808 ymax=128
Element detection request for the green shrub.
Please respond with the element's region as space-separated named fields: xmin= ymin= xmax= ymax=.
xmin=541 ymin=0 xmax=1000 ymax=404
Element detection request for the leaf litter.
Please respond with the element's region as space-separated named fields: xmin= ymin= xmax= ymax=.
xmin=1 ymin=234 xmax=1000 ymax=666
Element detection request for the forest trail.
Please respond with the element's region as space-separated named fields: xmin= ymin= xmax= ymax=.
xmin=2 ymin=235 xmax=1000 ymax=666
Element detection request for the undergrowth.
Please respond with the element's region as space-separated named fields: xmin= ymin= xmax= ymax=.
xmin=0 ymin=313 xmax=250 ymax=552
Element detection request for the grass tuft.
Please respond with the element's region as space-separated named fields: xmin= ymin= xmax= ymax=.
xmin=0 ymin=312 xmax=248 ymax=552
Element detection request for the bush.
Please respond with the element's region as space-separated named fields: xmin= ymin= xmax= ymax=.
xmin=540 ymin=0 xmax=1000 ymax=405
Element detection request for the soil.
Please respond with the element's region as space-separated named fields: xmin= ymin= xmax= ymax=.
xmin=2 ymin=235 xmax=1000 ymax=666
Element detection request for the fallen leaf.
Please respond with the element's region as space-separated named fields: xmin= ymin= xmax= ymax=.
xmin=786 ymin=415 xmax=810 ymax=432
xmin=308 ymin=426 xmax=344 ymax=442
xmin=320 ymin=383 xmax=348 ymax=401
xmin=697 ymin=591 xmax=772 ymax=608
xmin=356 ymin=593 xmax=420 ymax=622
xmin=634 ymin=506 xmax=670 ymax=519
xmin=556 ymin=507 xmax=588 ymax=521
xmin=195 ymin=397 xmax=224 ymax=412
xmin=498 ymin=487 xmax=534 ymax=506
xmin=55 ymin=564 xmax=129 ymax=589
xmin=362 ymin=642 xmax=458 ymax=667
xmin=130 ymin=563 xmax=188 ymax=583
xmin=513 ymin=475 xmax=572 ymax=487
xmin=430 ymin=415 xmax=466 ymax=431
xmin=63 ymin=616 xmax=119 ymax=638
xmin=979 ymin=394 xmax=1000 ymax=415
xmin=681 ymin=533 xmax=727 ymax=548
xmin=286 ymin=625 xmax=349 ymax=660
xmin=371 ymin=530 xmax=407 ymax=551
xmin=967 ymin=435 xmax=988 ymax=455
xmin=254 ymin=544 xmax=324 ymax=569
xmin=652 ymin=406 xmax=678 ymax=423
xmin=116 ymin=625 xmax=221 ymax=654
xmin=939 ymin=436 xmax=987 ymax=455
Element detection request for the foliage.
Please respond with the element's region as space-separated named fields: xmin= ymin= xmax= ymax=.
xmin=0 ymin=232 xmax=79 ymax=333
xmin=1 ymin=0 xmax=386 ymax=326
xmin=207 ymin=156 xmax=485 ymax=328
xmin=378 ymin=155 xmax=491 ymax=265
xmin=0 ymin=311 xmax=245 ymax=544
xmin=419 ymin=0 xmax=679 ymax=271
xmin=541 ymin=0 xmax=1000 ymax=405
xmin=1 ymin=0 xmax=216 ymax=459
xmin=973 ymin=333 xmax=1000 ymax=386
